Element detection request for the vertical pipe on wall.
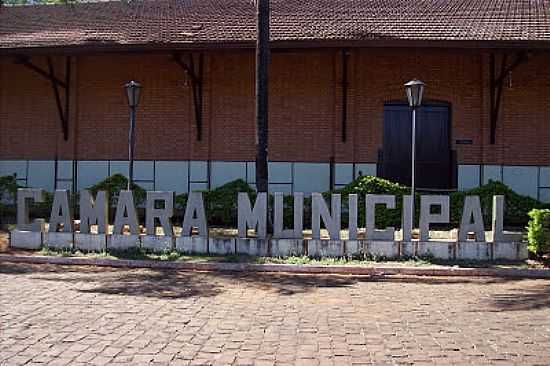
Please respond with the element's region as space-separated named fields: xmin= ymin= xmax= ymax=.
xmin=341 ymin=49 xmax=348 ymax=143
xmin=128 ymin=107 xmax=136 ymax=190
xmin=255 ymin=0 xmax=270 ymax=194
xmin=65 ymin=56 xmax=71 ymax=141
xmin=72 ymin=56 xmax=79 ymax=210
xmin=329 ymin=156 xmax=335 ymax=191
xmin=489 ymin=53 xmax=496 ymax=145
xmin=54 ymin=154 xmax=59 ymax=190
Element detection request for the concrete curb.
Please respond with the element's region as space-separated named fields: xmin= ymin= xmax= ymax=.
xmin=1 ymin=254 xmax=549 ymax=278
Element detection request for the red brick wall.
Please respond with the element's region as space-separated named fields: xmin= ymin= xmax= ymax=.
xmin=1 ymin=49 xmax=549 ymax=165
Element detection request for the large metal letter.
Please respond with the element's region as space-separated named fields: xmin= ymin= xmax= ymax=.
xmin=181 ymin=192 xmax=208 ymax=237
xmin=419 ymin=195 xmax=449 ymax=241
xmin=273 ymin=192 xmax=303 ymax=239
xmin=146 ymin=191 xmax=174 ymax=236
xmin=401 ymin=195 xmax=413 ymax=241
xmin=366 ymin=194 xmax=395 ymax=241
xmin=238 ymin=192 xmax=267 ymax=238
xmin=49 ymin=190 xmax=73 ymax=232
xmin=113 ymin=190 xmax=139 ymax=235
xmin=80 ymin=190 xmax=108 ymax=234
xmin=16 ymin=188 xmax=45 ymax=232
xmin=492 ymin=195 xmax=505 ymax=242
xmin=459 ymin=195 xmax=485 ymax=242
xmin=312 ymin=193 xmax=341 ymax=240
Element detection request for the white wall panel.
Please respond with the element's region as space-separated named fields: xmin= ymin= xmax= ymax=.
xmin=77 ymin=161 xmax=109 ymax=190
xmin=269 ymin=162 xmax=292 ymax=183
xmin=354 ymin=163 xmax=377 ymax=178
xmin=503 ymin=166 xmax=538 ymax=199
xmin=539 ymin=167 xmax=550 ymax=187
xmin=211 ymin=161 xmax=247 ymax=188
xmin=482 ymin=165 xmax=502 ymax=184
xmin=293 ymin=163 xmax=330 ymax=194
xmin=458 ymin=165 xmax=480 ymax=191
xmin=335 ymin=163 xmax=354 ymax=185
xmin=155 ymin=161 xmax=189 ymax=194
xmin=0 ymin=160 xmax=27 ymax=180
xmin=190 ymin=161 xmax=208 ymax=182
xmin=56 ymin=160 xmax=73 ymax=180
xmin=28 ymin=160 xmax=55 ymax=191
xmin=109 ymin=161 xmax=129 ymax=178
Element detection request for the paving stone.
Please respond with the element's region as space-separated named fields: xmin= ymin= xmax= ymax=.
xmin=0 ymin=263 xmax=549 ymax=365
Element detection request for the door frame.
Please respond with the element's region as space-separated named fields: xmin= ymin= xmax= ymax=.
xmin=378 ymin=99 xmax=457 ymax=190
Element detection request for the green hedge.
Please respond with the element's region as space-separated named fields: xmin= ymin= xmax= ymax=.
xmin=0 ymin=175 xmax=19 ymax=203
xmin=336 ymin=177 xmax=546 ymax=229
xmin=175 ymin=179 xmax=256 ymax=227
xmin=1 ymin=173 xmax=547 ymax=229
xmin=449 ymin=180 xmax=547 ymax=227
xmin=88 ymin=174 xmax=146 ymax=206
xmin=336 ymin=176 xmax=411 ymax=229
xmin=527 ymin=209 xmax=550 ymax=255
xmin=0 ymin=175 xmax=20 ymax=223
xmin=0 ymin=174 xmax=146 ymax=222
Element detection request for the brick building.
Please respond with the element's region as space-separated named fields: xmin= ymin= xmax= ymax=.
xmin=1 ymin=0 xmax=550 ymax=199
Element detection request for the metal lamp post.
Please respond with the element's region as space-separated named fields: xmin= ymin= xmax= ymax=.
xmin=124 ymin=81 xmax=142 ymax=191
xmin=404 ymin=79 xmax=425 ymax=234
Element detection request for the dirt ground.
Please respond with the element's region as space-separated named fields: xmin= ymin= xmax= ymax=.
xmin=0 ymin=231 xmax=8 ymax=253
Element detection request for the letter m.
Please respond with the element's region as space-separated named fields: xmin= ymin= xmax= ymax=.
xmin=238 ymin=192 xmax=267 ymax=238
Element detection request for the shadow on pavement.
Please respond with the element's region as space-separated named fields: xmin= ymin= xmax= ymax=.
xmin=76 ymin=269 xmax=223 ymax=299
xmin=489 ymin=283 xmax=550 ymax=311
xmin=0 ymin=262 xmax=542 ymax=302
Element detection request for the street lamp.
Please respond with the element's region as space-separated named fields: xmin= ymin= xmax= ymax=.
xmin=404 ymin=79 xmax=425 ymax=236
xmin=124 ymin=81 xmax=142 ymax=190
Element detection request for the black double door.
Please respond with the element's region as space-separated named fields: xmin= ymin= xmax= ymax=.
xmin=380 ymin=103 xmax=453 ymax=190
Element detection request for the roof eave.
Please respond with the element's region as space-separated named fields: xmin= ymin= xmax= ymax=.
xmin=1 ymin=38 xmax=550 ymax=56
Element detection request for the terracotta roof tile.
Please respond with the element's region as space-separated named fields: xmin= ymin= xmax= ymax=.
xmin=0 ymin=0 xmax=549 ymax=50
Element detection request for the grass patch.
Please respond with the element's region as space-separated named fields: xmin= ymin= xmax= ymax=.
xmin=32 ymin=247 xmax=544 ymax=269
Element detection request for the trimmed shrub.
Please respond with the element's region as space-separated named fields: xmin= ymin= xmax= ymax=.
xmin=174 ymin=192 xmax=188 ymax=211
xmin=450 ymin=180 xmax=547 ymax=227
xmin=87 ymin=174 xmax=146 ymax=206
xmin=205 ymin=179 xmax=255 ymax=226
xmin=336 ymin=175 xmax=411 ymax=228
xmin=335 ymin=177 xmax=544 ymax=229
xmin=527 ymin=209 xmax=550 ymax=255
xmin=0 ymin=175 xmax=20 ymax=204
xmin=0 ymin=175 xmax=21 ymax=223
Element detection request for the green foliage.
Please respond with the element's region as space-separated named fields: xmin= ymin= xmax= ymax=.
xmin=333 ymin=176 xmax=543 ymax=229
xmin=527 ymin=209 xmax=550 ymax=255
xmin=280 ymin=194 xmax=312 ymax=228
xmin=205 ymin=179 xmax=256 ymax=226
xmin=336 ymin=175 xmax=411 ymax=228
xmin=175 ymin=179 xmax=256 ymax=226
xmin=0 ymin=175 xmax=20 ymax=203
xmin=449 ymin=180 xmax=546 ymax=227
xmin=174 ymin=192 xmax=188 ymax=211
xmin=0 ymin=175 xmax=21 ymax=222
xmin=1 ymin=0 xmax=79 ymax=5
xmin=87 ymin=174 xmax=146 ymax=206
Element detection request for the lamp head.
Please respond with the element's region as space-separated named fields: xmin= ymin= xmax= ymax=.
xmin=124 ymin=80 xmax=142 ymax=108
xmin=404 ymin=79 xmax=425 ymax=108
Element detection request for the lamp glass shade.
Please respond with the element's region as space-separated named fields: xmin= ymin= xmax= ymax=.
xmin=404 ymin=79 xmax=425 ymax=108
xmin=124 ymin=81 xmax=142 ymax=108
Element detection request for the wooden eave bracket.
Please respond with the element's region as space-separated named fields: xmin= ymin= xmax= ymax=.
xmin=172 ymin=51 xmax=203 ymax=141
xmin=489 ymin=51 xmax=530 ymax=144
xmin=14 ymin=55 xmax=71 ymax=141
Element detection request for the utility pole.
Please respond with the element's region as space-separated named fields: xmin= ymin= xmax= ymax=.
xmin=255 ymin=0 xmax=269 ymax=194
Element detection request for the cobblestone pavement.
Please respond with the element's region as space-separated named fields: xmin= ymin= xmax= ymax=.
xmin=0 ymin=263 xmax=549 ymax=365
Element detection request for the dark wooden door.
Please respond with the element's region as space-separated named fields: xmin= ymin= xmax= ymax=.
xmin=380 ymin=103 xmax=452 ymax=189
